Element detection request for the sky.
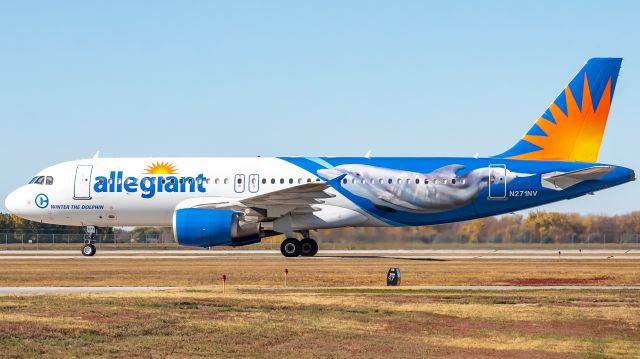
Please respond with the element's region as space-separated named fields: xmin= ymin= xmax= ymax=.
xmin=1 ymin=1 xmax=639 ymax=214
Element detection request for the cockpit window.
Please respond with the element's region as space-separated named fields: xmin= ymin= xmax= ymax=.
xmin=45 ymin=176 xmax=53 ymax=185
xmin=28 ymin=177 xmax=38 ymax=184
xmin=34 ymin=176 xmax=45 ymax=185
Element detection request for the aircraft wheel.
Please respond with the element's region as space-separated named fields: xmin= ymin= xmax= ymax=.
xmin=280 ymin=238 xmax=301 ymax=257
xmin=81 ymin=244 xmax=96 ymax=257
xmin=300 ymin=238 xmax=318 ymax=257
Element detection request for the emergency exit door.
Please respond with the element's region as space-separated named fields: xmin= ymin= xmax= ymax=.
xmin=74 ymin=165 xmax=93 ymax=200
xmin=234 ymin=174 xmax=245 ymax=193
xmin=248 ymin=174 xmax=259 ymax=193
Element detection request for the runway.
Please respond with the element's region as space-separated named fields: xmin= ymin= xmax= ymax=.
xmin=0 ymin=249 xmax=638 ymax=260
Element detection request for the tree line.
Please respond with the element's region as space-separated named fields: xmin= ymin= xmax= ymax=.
xmin=317 ymin=211 xmax=640 ymax=244
xmin=1 ymin=211 xmax=639 ymax=244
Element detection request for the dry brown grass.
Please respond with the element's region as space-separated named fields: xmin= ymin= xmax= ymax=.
xmin=0 ymin=288 xmax=638 ymax=358
xmin=0 ymin=257 xmax=638 ymax=287
xmin=0 ymin=258 xmax=639 ymax=358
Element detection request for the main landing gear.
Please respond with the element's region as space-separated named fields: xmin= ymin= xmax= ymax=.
xmin=81 ymin=226 xmax=97 ymax=257
xmin=280 ymin=231 xmax=319 ymax=257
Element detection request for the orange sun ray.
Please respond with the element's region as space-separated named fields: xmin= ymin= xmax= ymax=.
xmin=144 ymin=161 xmax=178 ymax=174
xmin=511 ymin=73 xmax=612 ymax=162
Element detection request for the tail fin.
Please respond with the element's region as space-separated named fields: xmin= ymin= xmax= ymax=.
xmin=494 ymin=58 xmax=622 ymax=162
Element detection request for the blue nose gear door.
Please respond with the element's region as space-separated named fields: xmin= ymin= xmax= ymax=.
xmin=488 ymin=164 xmax=507 ymax=200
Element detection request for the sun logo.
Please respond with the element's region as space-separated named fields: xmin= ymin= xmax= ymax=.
xmin=511 ymin=73 xmax=613 ymax=163
xmin=144 ymin=161 xmax=178 ymax=175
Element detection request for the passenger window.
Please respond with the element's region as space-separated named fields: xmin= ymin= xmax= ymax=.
xmin=298 ymin=178 xmax=302 ymax=184
xmin=388 ymin=178 xmax=392 ymax=184
xmin=406 ymin=179 xmax=410 ymax=184
xmin=352 ymin=178 xmax=357 ymax=184
xmin=452 ymin=178 xmax=456 ymax=184
xmin=397 ymin=178 xmax=402 ymax=184
xmin=214 ymin=178 xmax=220 ymax=184
xmin=443 ymin=179 xmax=448 ymax=184
xmin=307 ymin=178 xmax=312 ymax=183
xmin=425 ymin=179 xmax=429 ymax=184
xmin=45 ymin=176 xmax=53 ymax=185
xmin=289 ymin=178 xmax=293 ymax=184
xmin=271 ymin=178 xmax=275 ymax=184
xmin=342 ymin=178 xmax=348 ymax=184
xmin=280 ymin=178 xmax=284 ymax=184
xmin=237 ymin=178 xmax=242 ymax=184
xmin=415 ymin=178 xmax=419 ymax=184
xmin=379 ymin=178 xmax=384 ymax=184
xmin=434 ymin=179 xmax=438 ymax=185
xmin=262 ymin=178 xmax=266 ymax=184
xmin=224 ymin=178 xmax=229 ymax=184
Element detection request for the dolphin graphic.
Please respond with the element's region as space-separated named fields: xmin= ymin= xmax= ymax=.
xmin=318 ymin=164 xmax=533 ymax=213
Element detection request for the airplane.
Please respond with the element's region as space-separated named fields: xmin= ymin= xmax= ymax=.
xmin=4 ymin=58 xmax=635 ymax=257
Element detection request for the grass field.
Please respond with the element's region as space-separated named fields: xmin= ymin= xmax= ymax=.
xmin=1 ymin=258 xmax=638 ymax=287
xmin=0 ymin=257 xmax=639 ymax=358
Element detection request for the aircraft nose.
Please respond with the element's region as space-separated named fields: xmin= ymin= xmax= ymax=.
xmin=4 ymin=190 xmax=19 ymax=214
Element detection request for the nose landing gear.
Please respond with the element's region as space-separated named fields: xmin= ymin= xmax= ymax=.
xmin=82 ymin=242 xmax=96 ymax=256
xmin=81 ymin=226 xmax=97 ymax=257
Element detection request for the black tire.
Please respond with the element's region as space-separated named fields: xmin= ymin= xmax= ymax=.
xmin=280 ymin=238 xmax=301 ymax=257
xmin=81 ymin=244 xmax=96 ymax=257
xmin=300 ymin=238 xmax=318 ymax=257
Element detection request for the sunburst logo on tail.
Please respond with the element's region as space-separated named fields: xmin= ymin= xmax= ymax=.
xmin=511 ymin=74 xmax=613 ymax=162
xmin=494 ymin=58 xmax=621 ymax=163
xmin=144 ymin=161 xmax=178 ymax=174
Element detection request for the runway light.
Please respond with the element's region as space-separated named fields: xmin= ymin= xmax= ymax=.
xmin=219 ymin=274 xmax=227 ymax=293
xmin=284 ymin=268 xmax=288 ymax=288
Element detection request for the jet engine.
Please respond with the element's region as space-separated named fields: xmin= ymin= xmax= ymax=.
xmin=173 ymin=208 xmax=260 ymax=247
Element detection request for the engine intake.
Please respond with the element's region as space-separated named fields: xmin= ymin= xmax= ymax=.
xmin=173 ymin=208 xmax=259 ymax=247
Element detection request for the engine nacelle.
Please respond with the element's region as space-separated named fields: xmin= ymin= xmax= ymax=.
xmin=173 ymin=208 xmax=260 ymax=247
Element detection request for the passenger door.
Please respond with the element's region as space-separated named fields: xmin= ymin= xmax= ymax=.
xmin=488 ymin=164 xmax=507 ymax=200
xmin=74 ymin=165 xmax=93 ymax=200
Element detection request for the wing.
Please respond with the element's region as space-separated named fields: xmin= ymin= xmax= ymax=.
xmin=541 ymin=166 xmax=614 ymax=190
xmin=193 ymin=181 xmax=336 ymax=218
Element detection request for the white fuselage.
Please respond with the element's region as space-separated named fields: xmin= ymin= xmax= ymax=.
xmin=5 ymin=157 xmax=376 ymax=228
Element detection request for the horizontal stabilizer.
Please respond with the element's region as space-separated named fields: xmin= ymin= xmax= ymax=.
xmin=541 ymin=166 xmax=614 ymax=190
